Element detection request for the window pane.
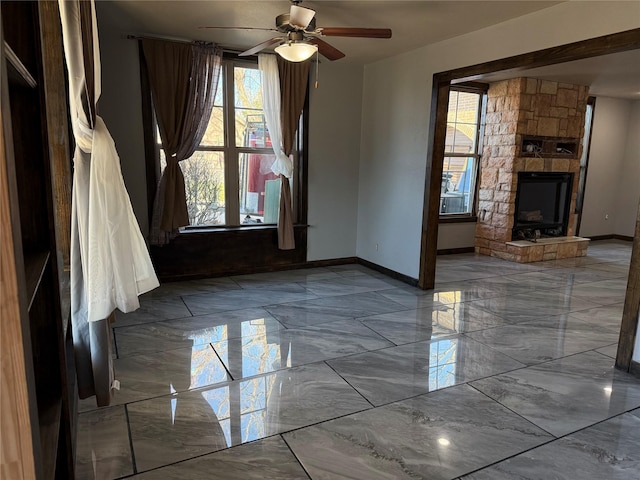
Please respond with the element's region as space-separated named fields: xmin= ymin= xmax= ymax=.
xmin=180 ymin=151 xmax=226 ymax=226
xmin=238 ymin=113 xmax=271 ymax=148
xmin=200 ymin=106 xmax=225 ymax=147
xmin=440 ymin=156 xmax=476 ymax=215
xmin=445 ymin=91 xmax=480 ymax=153
xmin=200 ymin=69 xmax=224 ymax=147
xmin=235 ymin=67 xmax=262 ymax=108
xmin=234 ymin=66 xmax=271 ymax=147
xmin=239 ymin=152 xmax=279 ymax=224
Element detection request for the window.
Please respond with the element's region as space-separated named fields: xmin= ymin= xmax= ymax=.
xmin=440 ymin=87 xmax=486 ymax=216
xmin=574 ymin=97 xmax=595 ymax=234
xmin=156 ymin=58 xmax=303 ymax=227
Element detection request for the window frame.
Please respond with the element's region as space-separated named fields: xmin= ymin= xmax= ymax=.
xmin=439 ymin=83 xmax=487 ymax=222
xmin=142 ymin=52 xmax=308 ymax=232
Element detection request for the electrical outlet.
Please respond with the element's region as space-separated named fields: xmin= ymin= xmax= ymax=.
xmin=375 ymin=243 xmax=379 ymax=251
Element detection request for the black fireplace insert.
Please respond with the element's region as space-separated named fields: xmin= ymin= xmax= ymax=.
xmin=512 ymin=172 xmax=574 ymax=240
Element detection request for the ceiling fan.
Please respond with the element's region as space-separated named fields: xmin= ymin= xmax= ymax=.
xmin=199 ymin=1 xmax=392 ymax=62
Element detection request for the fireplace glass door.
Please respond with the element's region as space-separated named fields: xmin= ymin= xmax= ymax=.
xmin=512 ymin=172 xmax=573 ymax=240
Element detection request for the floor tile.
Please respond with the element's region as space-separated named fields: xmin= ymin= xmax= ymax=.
xmin=115 ymin=296 xmax=192 ymax=327
xmin=264 ymin=291 xmax=408 ymax=328
xmin=82 ymin=240 xmax=634 ymax=479
xmin=142 ymin=277 xmax=242 ymax=298
xmin=469 ymin=289 xmax=601 ymax=322
xmin=596 ymin=343 xmax=618 ymax=358
xmin=182 ymin=286 xmax=319 ymax=315
xmin=502 ymin=270 xmax=582 ymax=289
xmin=544 ymin=265 xmax=628 ymax=284
xmin=127 ymin=362 xmax=370 ymax=471
xmin=567 ymin=303 xmax=625 ymax=332
xmin=376 ymin=287 xmax=460 ymax=309
xmin=461 ymin=412 xmax=640 ymax=480
xmin=230 ymin=268 xmax=338 ymax=288
xmin=114 ymin=308 xmax=283 ymax=357
xmin=471 ymin=351 xmax=640 ymax=436
xmin=327 ymin=336 xmax=525 ymax=406
xmin=130 ymin=436 xmax=309 ymax=479
xmin=585 ymin=261 xmax=630 ymax=275
xmin=430 ymin=280 xmax=513 ymax=301
xmin=284 ymin=384 xmax=552 ymax=480
xmin=212 ymin=319 xmax=394 ymax=378
xmin=76 ymin=406 xmax=133 ymax=480
xmin=360 ymin=302 xmax=509 ymax=345
xmin=565 ymin=278 xmax=629 ymax=305
xmin=113 ymin=345 xmax=229 ymax=404
xmin=465 ymin=317 xmax=619 ymax=365
xmin=301 ymin=274 xmax=398 ymax=297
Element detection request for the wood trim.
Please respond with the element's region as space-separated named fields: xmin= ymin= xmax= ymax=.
xmin=437 ymin=247 xmax=475 ymax=256
xmin=305 ymin=257 xmax=357 ymax=268
xmin=152 ymin=253 xmax=425 ymax=288
xmin=615 ymin=200 xmax=640 ymax=371
xmin=419 ymin=28 xmax=640 ymax=291
xmin=574 ymin=96 xmax=596 ymax=235
xmin=442 ymin=28 xmax=640 ymax=84
xmin=1 ymin=30 xmax=38 ymax=479
xmin=419 ymin=80 xmax=449 ymax=289
xmin=37 ymin=3 xmax=72 ymax=268
xmin=151 ymin=226 xmax=308 ymax=281
xmin=439 ymin=215 xmax=477 ymax=224
xmin=3 ymin=42 xmax=36 ymax=88
xmin=358 ymin=258 xmax=419 ymax=287
xmin=630 ymin=360 xmax=640 ymax=379
xmin=587 ymin=234 xmax=634 ymax=242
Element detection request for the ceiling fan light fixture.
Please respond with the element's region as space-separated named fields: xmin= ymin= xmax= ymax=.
xmin=275 ymin=41 xmax=317 ymax=62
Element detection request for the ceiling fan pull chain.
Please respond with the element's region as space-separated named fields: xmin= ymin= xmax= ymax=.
xmin=315 ymin=49 xmax=319 ymax=88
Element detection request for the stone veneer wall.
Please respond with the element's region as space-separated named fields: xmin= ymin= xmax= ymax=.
xmin=474 ymin=78 xmax=589 ymax=262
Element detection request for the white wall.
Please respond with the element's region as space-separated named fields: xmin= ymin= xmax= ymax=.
xmin=437 ymin=223 xmax=477 ymax=250
xmin=358 ymin=1 xmax=640 ymax=278
xmin=614 ymin=101 xmax=640 ymax=237
xmin=97 ymin=27 xmax=149 ymax=235
xmin=307 ymin=63 xmax=363 ymax=261
xmin=96 ymin=2 xmax=639 ymax=271
xmin=95 ymin=19 xmax=363 ymax=255
xmin=580 ymin=97 xmax=632 ymax=237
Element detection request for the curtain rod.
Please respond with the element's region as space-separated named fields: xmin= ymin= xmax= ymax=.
xmin=126 ymin=34 xmax=246 ymax=55
xmin=126 ymin=34 xmax=322 ymax=63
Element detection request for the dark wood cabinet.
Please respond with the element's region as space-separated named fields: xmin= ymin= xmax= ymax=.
xmin=1 ymin=2 xmax=75 ymax=478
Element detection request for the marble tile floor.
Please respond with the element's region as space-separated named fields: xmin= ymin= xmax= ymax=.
xmin=76 ymin=240 xmax=640 ymax=479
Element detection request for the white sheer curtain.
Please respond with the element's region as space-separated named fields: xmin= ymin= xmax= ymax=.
xmin=59 ymin=0 xmax=159 ymax=406
xmin=258 ymin=54 xmax=292 ymax=178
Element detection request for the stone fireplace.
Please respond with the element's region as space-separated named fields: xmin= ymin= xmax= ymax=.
xmin=474 ymin=78 xmax=590 ymax=262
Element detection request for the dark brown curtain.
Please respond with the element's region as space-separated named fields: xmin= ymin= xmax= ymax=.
xmin=276 ymin=57 xmax=310 ymax=250
xmin=141 ymin=39 xmax=222 ymax=245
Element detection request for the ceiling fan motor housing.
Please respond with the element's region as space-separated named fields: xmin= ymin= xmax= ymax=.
xmin=276 ymin=13 xmax=316 ymax=33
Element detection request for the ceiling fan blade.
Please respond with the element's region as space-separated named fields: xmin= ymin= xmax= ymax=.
xmin=319 ymin=27 xmax=392 ymax=39
xmin=290 ymin=5 xmax=316 ymax=30
xmin=239 ymin=37 xmax=283 ymax=57
xmin=309 ymin=37 xmax=345 ymax=61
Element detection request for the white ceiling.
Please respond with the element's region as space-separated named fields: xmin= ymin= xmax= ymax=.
xmin=472 ymin=49 xmax=640 ymax=100
xmin=96 ymin=1 xmax=640 ymax=99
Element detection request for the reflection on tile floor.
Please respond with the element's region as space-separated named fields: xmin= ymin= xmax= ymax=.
xmin=76 ymin=240 xmax=639 ymax=479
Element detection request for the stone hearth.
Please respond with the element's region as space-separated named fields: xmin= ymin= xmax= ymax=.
xmin=474 ymin=78 xmax=589 ymax=263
